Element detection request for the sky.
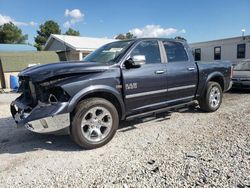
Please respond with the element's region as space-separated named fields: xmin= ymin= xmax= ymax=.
xmin=0 ymin=0 xmax=250 ymax=44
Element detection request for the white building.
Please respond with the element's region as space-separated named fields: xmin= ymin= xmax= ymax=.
xmin=190 ymin=35 xmax=250 ymax=65
xmin=44 ymin=34 xmax=117 ymax=61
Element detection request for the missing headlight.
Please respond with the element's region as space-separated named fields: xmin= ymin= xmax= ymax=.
xmin=36 ymin=85 xmax=70 ymax=104
xmin=48 ymin=87 xmax=70 ymax=103
xmin=48 ymin=94 xmax=58 ymax=104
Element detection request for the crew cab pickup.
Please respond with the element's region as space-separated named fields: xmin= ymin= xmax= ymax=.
xmin=11 ymin=38 xmax=232 ymax=149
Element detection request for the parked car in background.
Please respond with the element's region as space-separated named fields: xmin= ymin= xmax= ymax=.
xmin=11 ymin=38 xmax=232 ymax=149
xmin=232 ymin=60 xmax=250 ymax=89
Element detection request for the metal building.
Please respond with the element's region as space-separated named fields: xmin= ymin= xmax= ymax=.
xmin=44 ymin=34 xmax=117 ymax=61
xmin=190 ymin=35 xmax=250 ymax=65
xmin=0 ymin=51 xmax=59 ymax=89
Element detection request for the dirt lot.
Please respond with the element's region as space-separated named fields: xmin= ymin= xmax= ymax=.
xmin=0 ymin=91 xmax=250 ymax=187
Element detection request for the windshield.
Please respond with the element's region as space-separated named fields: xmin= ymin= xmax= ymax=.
xmin=83 ymin=40 xmax=133 ymax=64
xmin=234 ymin=61 xmax=250 ymax=71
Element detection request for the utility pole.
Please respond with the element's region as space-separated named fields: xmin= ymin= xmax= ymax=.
xmin=241 ymin=29 xmax=246 ymax=40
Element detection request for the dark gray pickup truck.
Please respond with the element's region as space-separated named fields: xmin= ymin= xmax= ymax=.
xmin=11 ymin=38 xmax=232 ymax=149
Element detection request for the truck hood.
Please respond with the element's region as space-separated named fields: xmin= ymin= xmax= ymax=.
xmin=18 ymin=61 xmax=110 ymax=82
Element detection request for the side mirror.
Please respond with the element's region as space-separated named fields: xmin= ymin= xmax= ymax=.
xmin=132 ymin=55 xmax=146 ymax=65
xmin=124 ymin=55 xmax=146 ymax=69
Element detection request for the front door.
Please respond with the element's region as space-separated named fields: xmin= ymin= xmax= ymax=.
xmin=122 ymin=40 xmax=167 ymax=115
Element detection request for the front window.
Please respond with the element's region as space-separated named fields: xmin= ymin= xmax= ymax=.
xmin=130 ymin=40 xmax=161 ymax=64
xmin=83 ymin=40 xmax=133 ymax=63
xmin=234 ymin=61 xmax=250 ymax=71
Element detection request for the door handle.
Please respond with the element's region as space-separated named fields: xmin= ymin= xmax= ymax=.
xmin=155 ymin=70 xmax=165 ymax=74
xmin=187 ymin=67 xmax=195 ymax=71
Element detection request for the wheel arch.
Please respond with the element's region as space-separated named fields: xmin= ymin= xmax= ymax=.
xmin=68 ymin=85 xmax=126 ymax=120
xmin=209 ymin=75 xmax=225 ymax=91
xmin=203 ymin=72 xmax=225 ymax=95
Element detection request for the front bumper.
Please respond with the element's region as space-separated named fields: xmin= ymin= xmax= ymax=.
xmin=232 ymin=80 xmax=250 ymax=89
xmin=25 ymin=114 xmax=70 ymax=134
xmin=10 ymin=97 xmax=70 ymax=134
xmin=225 ymin=81 xmax=233 ymax=92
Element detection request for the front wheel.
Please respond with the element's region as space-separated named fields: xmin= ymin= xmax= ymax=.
xmin=199 ymin=81 xmax=222 ymax=112
xmin=71 ymin=98 xmax=119 ymax=149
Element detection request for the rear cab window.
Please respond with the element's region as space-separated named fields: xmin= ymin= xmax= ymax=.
xmin=163 ymin=41 xmax=188 ymax=62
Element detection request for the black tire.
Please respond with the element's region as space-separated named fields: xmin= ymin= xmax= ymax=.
xmin=199 ymin=81 xmax=223 ymax=112
xmin=71 ymin=98 xmax=119 ymax=149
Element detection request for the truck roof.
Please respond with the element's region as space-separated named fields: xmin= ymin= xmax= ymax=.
xmin=120 ymin=38 xmax=187 ymax=44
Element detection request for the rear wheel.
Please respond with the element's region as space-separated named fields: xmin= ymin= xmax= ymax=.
xmin=71 ymin=98 xmax=119 ymax=149
xmin=199 ymin=81 xmax=222 ymax=112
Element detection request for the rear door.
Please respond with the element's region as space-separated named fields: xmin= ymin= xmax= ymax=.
xmin=121 ymin=40 xmax=167 ymax=115
xmin=162 ymin=41 xmax=198 ymax=104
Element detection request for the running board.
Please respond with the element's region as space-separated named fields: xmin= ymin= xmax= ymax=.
xmin=125 ymin=101 xmax=196 ymax=121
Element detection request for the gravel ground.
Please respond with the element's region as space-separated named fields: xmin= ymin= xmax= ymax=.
xmin=0 ymin=91 xmax=250 ymax=187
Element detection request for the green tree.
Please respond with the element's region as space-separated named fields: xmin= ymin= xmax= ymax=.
xmin=65 ymin=28 xmax=80 ymax=36
xmin=0 ymin=22 xmax=28 ymax=44
xmin=174 ymin=36 xmax=187 ymax=41
xmin=115 ymin=32 xmax=135 ymax=40
xmin=125 ymin=32 xmax=134 ymax=39
xmin=34 ymin=20 xmax=61 ymax=50
xmin=115 ymin=34 xmax=126 ymax=40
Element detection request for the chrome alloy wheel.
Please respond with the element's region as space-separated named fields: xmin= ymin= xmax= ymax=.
xmin=209 ymin=86 xmax=221 ymax=108
xmin=81 ymin=106 xmax=113 ymax=142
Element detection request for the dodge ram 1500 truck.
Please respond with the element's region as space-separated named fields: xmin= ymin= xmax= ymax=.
xmin=11 ymin=38 xmax=232 ymax=149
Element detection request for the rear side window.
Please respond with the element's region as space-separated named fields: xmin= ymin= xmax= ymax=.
xmin=163 ymin=41 xmax=188 ymax=62
xmin=130 ymin=40 xmax=161 ymax=64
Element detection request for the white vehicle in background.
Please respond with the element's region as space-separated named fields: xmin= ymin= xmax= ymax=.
xmin=232 ymin=59 xmax=250 ymax=89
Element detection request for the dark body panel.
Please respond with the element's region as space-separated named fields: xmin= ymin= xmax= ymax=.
xmin=196 ymin=61 xmax=232 ymax=96
xmin=165 ymin=60 xmax=198 ymax=103
xmin=122 ymin=63 xmax=167 ymax=115
xmin=19 ymin=61 xmax=110 ymax=82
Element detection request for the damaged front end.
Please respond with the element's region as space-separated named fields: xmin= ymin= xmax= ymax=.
xmin=10 ymin=76 xmax=71 ymax=134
